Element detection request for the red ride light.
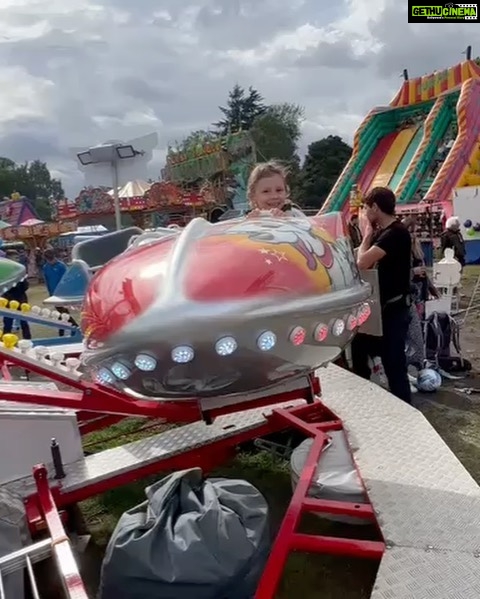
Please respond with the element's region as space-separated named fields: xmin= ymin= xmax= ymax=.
xmin=289 ymin=326 xmax=306 ymax=346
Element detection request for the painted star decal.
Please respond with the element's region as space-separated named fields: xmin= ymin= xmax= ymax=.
xmin=257 ymin=248 xmax=288 ymax=262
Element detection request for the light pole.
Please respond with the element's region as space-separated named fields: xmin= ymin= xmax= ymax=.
xmin=77 ymin=142 xmax=143 ymax=231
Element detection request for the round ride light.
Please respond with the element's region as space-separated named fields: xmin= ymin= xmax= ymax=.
xmin=331 ymin=318 xmax=345 ymax=337
xmin=289 ymin=326 xmax=306 ymax=346
xmin=314 ymin=323 xmax=328 ymax=342
xmin=257 ymin=331 xmax=277 ymax=352
xmin=111 ymin=361 xmax=132 ymax=380
xmin=134 ymin=353 xmax=157 ymax=371
xmin=215 ymin=336 xmax=238 ymax=356
xmin=171 ymin=345 xmax=194 ymax=364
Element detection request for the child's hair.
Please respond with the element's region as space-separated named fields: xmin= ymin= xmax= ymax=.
xmin=247 ymin=161 xmax=289 ymax=203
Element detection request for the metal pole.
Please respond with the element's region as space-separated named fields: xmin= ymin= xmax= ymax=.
xmin=112 ymin=159 xmax=121 ymax=230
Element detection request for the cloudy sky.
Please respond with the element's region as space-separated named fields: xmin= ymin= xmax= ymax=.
xmin=0 ymin=0 xmax=477 ymax=197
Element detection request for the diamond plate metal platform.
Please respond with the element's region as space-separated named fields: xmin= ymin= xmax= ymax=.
xmin=371 ymin=546 xmax=480 ymax=599
xmin=319 ymin=364 xmax=480 ymax=597
xmin=5 ymin=398 xmax=305 ymax=498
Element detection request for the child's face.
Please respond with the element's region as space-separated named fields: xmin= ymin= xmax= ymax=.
xmin=251 ymin=174 xmax=288 ymax=210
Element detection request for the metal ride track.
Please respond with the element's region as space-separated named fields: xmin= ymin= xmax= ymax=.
xmin=2 ymin=365 xmax=480 ymax=597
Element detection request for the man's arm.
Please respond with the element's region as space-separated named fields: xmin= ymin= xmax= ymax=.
xmin=356 ymin=230 xmax=386 ymax=270
xmin=58 ymin=261 xmax=67 ymax=276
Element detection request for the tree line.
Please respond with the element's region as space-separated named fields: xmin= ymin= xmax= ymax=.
xmin=0 ymin=157 xmax=64 ymax=221
xmin=178 ymin=83 xmax=352 ymax=209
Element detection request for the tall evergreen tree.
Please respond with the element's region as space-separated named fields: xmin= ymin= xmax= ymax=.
xmin=213 ymin=84 xmax=266 ymax=135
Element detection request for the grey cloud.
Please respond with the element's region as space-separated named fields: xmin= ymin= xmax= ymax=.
xmin=0 ymin=131 xmax=62 ymax=163
xmin=113 ymin=78 xmax=178 ymax=104
xmin=0 ymin=0 xmax=475 ymax=199
xmin=295 ymin=38 xmax=370 ymax=69
xmin=194 ymin=0 xmax=310 ymax=50
xmin=368 ymin=4 xmax=479 ymax=79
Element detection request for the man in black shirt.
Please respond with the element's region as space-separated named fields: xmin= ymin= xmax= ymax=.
xmin=352 ymin=187 xmax=412 ymax=403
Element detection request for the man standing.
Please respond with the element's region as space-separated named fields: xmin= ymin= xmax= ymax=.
xmin=43 ymin=248 xmax=78 ymax=336
xmin=352 ymin=187 xmax=412 ymax=404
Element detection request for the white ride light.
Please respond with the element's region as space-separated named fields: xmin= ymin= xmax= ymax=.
xmin=289 ymin=326 xmax=306 ymax=346
xmin=51 ymin=310 xmax=61 ymax=320
xmin=134 ymin=353 xmax=157 ymax=371
xmin=331 ymin=318 xmax=345 ymax=337
xmin=31 ymin=306 xmax=41 ymax=315
xmin=215 ymin=336 xmax=238 ymax=356
xmin=96 ymin=367 xmax=115 ymax=385
xmin=60 ymin=313 xmax=71 ymax=322
xmin=171 ymin=345 xmax=194 ymax=364
xmin=111 ymin=361 xmax=132 ymax=380
xmin=41 ymin=308 xmax=51 ymax=318
xmin=257 ymin=331 xmax=277 ymax=352
xmin=313 ymin=323 xmax=328 ymax=342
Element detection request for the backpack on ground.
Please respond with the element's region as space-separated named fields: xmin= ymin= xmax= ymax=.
xmin=424 ymin=311 xmax=471 ymax=373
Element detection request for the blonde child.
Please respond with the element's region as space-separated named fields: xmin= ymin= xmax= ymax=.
xmin=246 ymin=161 xmax=304 ymax=217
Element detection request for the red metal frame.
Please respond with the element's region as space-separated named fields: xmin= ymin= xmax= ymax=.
xmin=24 ymin=398 xmax=386 ymax=598
xmin=0 ymin=351 xmax=320 ymax=427
xmin=34 ymin=464 xmax=89 ymax=598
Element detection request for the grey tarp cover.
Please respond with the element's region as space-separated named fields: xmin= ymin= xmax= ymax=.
xmin=99 ymin=468 xmax=271 ymax=599
xmin=0 ymin=488 xmax=31 ymax=599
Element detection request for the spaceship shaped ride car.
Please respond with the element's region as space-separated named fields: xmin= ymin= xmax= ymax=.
xmin=78 ymin=211 xmax=373 ymax=401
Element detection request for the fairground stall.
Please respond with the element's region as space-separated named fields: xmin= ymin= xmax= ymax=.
xmin=162 ymin=130 xmax=256 ymax=216
xmin=55 ymin=179 xmax=217 ymax=231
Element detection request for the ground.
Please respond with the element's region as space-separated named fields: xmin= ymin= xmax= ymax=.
xmin=21 ymin=269 xmax=480 ymax=598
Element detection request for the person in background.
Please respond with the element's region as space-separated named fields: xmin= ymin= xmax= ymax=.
xmin=351 ymin=187 xmax=412 ymax=404
xmin=2 ymin=278 xmax=31 ymax=339
xmin=43 ymin=248 xmax=78 ymax=336
xmin=35 ymin=248 xmax=45 ymax=283
xmin=404 ymin=217 xmax=439 ymax=318
xmin=348 ymin=213 xmax=363 ymax=248
xmin=440 ymin=216 xmax=466 ymax=267
xmin=402 ymin=217 xmax=438 ymax=377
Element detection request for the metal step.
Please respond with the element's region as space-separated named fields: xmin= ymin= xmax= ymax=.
xmin=320 ymin=365 xmax=480 ymax=596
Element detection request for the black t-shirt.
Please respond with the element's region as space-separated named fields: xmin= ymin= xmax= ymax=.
xmin=373 ymin=221 xmax=412 ymax=307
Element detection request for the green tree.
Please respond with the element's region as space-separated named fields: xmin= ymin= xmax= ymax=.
xmin=178 ymin=129 xmax=217 ymax=151
xmin=251 ymin=103 xmax=304 ymax=162
xmin=213 ymin=84 xmax=266 ymax=135
xmin=250 ymin=103 xmax=305 ymax=198
xmin=0 ymin=158 xmax=64 ymax=220
xmin=297 ymin=136 xmax=352 ymax=209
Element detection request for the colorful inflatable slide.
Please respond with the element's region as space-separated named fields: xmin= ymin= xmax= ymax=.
xmin=322 ymin=59 xmax=480 ymax=214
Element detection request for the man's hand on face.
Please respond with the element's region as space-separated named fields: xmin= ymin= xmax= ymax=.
xmin=358 ymin=209 xmax=373 ymax=237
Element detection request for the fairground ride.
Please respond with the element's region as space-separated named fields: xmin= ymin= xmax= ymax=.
xmin=322 ymin=54 xmax=480 ymax=233
xmin=0 ymin=211 xmax=478 ymax=598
